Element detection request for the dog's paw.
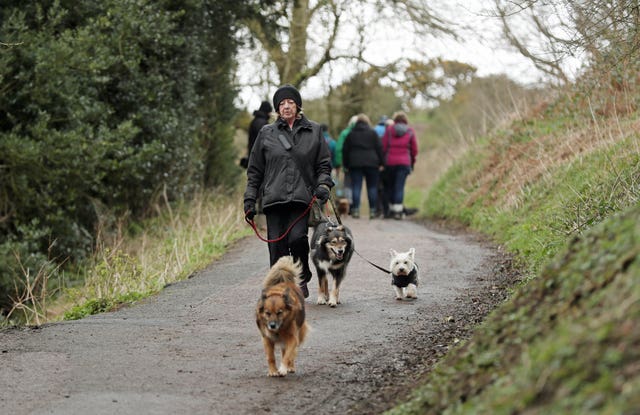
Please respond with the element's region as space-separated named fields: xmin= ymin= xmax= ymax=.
xmin=406 ymin=285 xmax=418 ymax=299
xmin=268 ymin=370 xmax=284 ymax=377
xmin=328 ymin=293 xmax=339 ymax=307
xmin=277 ymin=365 xmax=290 ymax=376
xmin=395 ymin=296 xmax=403 ymax=301
xmin=317 ymin=296 xmax=327 ymax=305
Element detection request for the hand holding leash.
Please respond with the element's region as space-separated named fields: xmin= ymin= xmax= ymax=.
xmin=314 ymin=184 xmax=330 ymax=204
xmin=244 ymin=199 xmax=256 ymax=221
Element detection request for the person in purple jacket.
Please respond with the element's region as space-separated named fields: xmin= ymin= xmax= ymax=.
xmin=381 ymin=111 xmax=418 ymax=219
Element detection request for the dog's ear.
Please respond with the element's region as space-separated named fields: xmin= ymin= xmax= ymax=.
xmin=390 ymin=249 xmax=398 ymax=257
xmin=282 ymin=288 xmax=293 ymax=309
xmin=409 ymin=247 xmax=415 ymax=260
xmin=257 ymin=293 xmax=266 ymax=314
xmin=345 ymin=233 xmax=353 ymax=246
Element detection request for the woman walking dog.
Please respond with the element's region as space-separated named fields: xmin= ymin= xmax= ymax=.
xmin=243 ymin=85 xmax=333 ymax=297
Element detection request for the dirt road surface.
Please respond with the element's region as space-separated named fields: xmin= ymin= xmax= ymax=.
xmin=1 ymin=217 xmax=515 ymax=415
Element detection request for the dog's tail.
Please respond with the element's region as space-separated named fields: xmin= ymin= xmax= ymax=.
xmin=263 ymin=255 xmax=303 ymax=288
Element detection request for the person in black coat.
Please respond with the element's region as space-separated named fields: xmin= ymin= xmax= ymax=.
xmin=342 ymin=113 xmax=384 ymax=219
xmin=248 ymin=101 xmax=272 ymax=157
xmin=244 ymin=85 xmax=333 ymax=297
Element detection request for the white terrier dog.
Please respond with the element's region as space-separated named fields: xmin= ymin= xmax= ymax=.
xmin=389 ymin=248 xmax=419 ymax=300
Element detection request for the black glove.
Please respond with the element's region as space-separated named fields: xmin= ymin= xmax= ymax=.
xmin=244 ymin=199 xmax=256 ymax=221
xmin=314 ymin=185 xmax=331 ymax=204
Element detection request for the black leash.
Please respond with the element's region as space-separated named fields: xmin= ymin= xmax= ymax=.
xmin=326 ymin=195 xmax=390 ymax=274
xmin=314 ymin=194 xmax=390 ymax=274
xmin=328 ymin=196 xmax=342 ymax=225
xmin=353 ymin=248 xmax=391 ymax=274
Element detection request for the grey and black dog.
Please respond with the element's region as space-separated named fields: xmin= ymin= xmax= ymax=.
xmin=310 ymin=221 xmax=354 ymax=307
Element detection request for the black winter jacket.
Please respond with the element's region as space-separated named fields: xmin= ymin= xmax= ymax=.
xmin=244 ymin=116 xmax=333 ymax=209
xmin=343 ymin=121 xmax=384 ymax=169
xmin=248 ymin=110 xmax=270 ymax=154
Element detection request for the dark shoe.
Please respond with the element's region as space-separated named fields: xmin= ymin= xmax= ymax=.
xmin=299 ymin=282 xmax=309 ymax=298
xmin=404 ymin=207 xmax=418 ymax=216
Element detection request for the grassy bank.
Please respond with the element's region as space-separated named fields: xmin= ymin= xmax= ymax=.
xmin=4 ymin=190 xmax=250 ymax=325
xmin=62 ymin=190 xmax=251 ymax=321
xmin=388 ymin=95 xmax=639 ymax=413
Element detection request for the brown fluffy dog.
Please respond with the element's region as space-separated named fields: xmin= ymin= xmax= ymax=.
xmin=256 ymin=256 xmax=310 ymax=377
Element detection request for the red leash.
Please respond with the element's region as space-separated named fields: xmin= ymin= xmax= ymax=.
xmin=245 ymin=196 xmax=318 ymax=243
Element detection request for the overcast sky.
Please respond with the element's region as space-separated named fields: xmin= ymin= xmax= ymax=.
xmin=237 ymin=1 xmax=562 ymax=111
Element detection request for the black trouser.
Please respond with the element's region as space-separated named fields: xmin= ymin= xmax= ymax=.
xmin=379 ymin=169 xmax=391 ymax=217
xmin=264 ymin=203 xmax=312 ymax=283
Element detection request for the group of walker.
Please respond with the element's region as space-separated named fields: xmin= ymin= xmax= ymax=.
xmin=244 ymin=88 xmax=418 ymax=223
xmin=335 ymin=112 xmax=418 ymax=220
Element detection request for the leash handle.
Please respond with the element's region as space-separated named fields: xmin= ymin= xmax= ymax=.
xmin=245 ymin=196 xmax=317 ymax=243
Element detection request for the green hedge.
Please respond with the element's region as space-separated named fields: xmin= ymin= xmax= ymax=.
xmin=0 ymin=0 xmax=243 ymax=311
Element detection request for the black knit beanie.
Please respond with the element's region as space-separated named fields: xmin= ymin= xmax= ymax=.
xmin=273 ymin=84 xmax=302 ymax=111
xmin=258 ymin=100 xmax=272 ymax=113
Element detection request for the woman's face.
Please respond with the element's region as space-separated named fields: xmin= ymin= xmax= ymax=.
xmin=278 ymin=99 xmax=297 ymax=123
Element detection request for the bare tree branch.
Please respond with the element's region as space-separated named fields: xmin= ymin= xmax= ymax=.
xmin=240 ymin=0 xmax=459 ymax=90
xmin=493 ymin=0 xmax=640 ymax=83
xmin=291 ymin=1 xmax=343 ymax=86
xmin=494 ymin=0 xmax=570 ymax=83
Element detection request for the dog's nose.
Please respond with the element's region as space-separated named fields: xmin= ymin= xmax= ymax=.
xmin=268 ymin=321 xmax=278 ymax=330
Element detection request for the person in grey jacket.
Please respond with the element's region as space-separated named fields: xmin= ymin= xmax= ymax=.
xmin=343 ymin=113 xmax=384 ymax=219
xmin=244 ymin=84 xmax=333 ymax=297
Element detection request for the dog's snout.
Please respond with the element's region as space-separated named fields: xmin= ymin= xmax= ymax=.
xmin=268 ymin=321 xmax=279 ymax=330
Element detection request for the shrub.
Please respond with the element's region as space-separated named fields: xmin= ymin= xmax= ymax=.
xmin=0 ymin=0 xmax=243 ymax=309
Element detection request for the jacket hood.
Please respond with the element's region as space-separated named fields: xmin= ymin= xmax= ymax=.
xmin=354 ymin=120 xmax=370 ymax=130
xmin=393 ymin=123 xmax=408 ymax=137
